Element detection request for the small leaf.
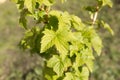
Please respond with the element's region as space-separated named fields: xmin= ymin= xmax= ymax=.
xmin=98 ymin=0 xmax=113 ymax=7
xmin=101 ymin=21 xmax=114 ymax=35
xmin=24 ymin=0 xmax=35 ymax=13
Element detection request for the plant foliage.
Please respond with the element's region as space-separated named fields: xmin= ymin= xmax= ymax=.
xmin=12 ymin=0 xmax=113 ymax=80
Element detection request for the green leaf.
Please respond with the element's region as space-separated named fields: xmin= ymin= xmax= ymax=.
xmin=80 ymin=67 xmax=89 ymax=80
xmin=40 ymin=29 xmax=55 ymax=53
xmin=49 ymin=10 xmax=62 ymax=17
xmin=74 ymin=48 xmax=94 ymax=69
xmin=85 ymin=59 xmax=94 ymax=72
xmin=19 ymin=9 xmax=29 ymax=29
xmin=91 ymin=35 xmax=102 ymax=56
xmin=47 ymin=55 xmax=64 ymax=76
xmin=53 ymin=60 xmax=64 ymax=76
xmin=24 ymin=0 xmax=35 ymax=13
xmin=101 ymin=20 xmax=114 ymax=35
xmin=47 ymin=55 xmax=71 ymax=76
xmin=75 ymin=53 xmax=84 ymax=67
xmin=64 ymin=72 xmax=80 ymax=80
xmin=63 ymin=72 xmax=75 ymax=80
xmin=48 ymin=15 xmax=59 ymax=31
xmin=71 ymin=15 xmax=85 ymax=31
xmin=37 ymin=0 xmax=54 ymax=6
xmin=55 ymin=30 xmax=69 ymax=55
xmin=98 ymin=0 xmax=113 ymax=7
xmin=85 ymin=6 xmax=98 ymax=13
xmin=47 ymin=55 xmax=60 ymax=67
xmin=81 ymin=27 xmax=102 ymax=56
xmin=62 ymin=56 xmax=72 ymax=71
xmin=16 ymin=0 xmax=24 ymax=10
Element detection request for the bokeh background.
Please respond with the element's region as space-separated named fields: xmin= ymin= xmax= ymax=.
xmin=0 ymin=0 xmax=120 ymax=80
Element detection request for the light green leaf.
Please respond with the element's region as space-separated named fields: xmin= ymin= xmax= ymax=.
xmin=91 ymin=35 xmax=102 ymax=56
xmin=64 ymin=72 xmax=80 ymax=80
xmin=74 ymin=48 xmax=94 ymax=68
xmin=85 ymin=59 xmax=94 ymax=72
xmin=62 ymin=56 xmax=71 ymax=71
xmin=36 ymin=0 xmax=43 ymax=5
xmin=49 ymin=10 xmax=62 ymax=17
xmin=55 ymin=31 xmax=69 ymax=55
xmin=98 ymin=0 xmax=113 ymax=7
xmin=37 ymin=0 xmax=54 ymax=6
xmin=47 ymin=55 xmax=64 ymax=76
xmin=55 ymin=41 xmax=68 ymax=54
xmin=58 ymin=12 xmax=71 ymax=30
xmin=43 ymin=0 xmax=53 ymax=6
xmin=53 ymin=59 xmax=64 ymax=76
xmin=71 ymin=15 xmax=85 ymax=31
xmin=24 ymin=0 xmax=35 ymax=13
xmin=47 ymin=55 xmax=71 ymax=76
xmin=63 ymin=72 xmax=74 ymax=80
xmin=40 ymin=29 xmax=55 ymax=53
xmin=75 ymin=53 xmax=84 ymax=67
xmin=103 ymin=0 xmax=113 ymax=7
xmin=80 ymin=67 xmax=89 ymax=80
xmin=101 ymin=21 xmax=114 ymax=35
xmin=47 ymin=55 xmax=60 ymax=68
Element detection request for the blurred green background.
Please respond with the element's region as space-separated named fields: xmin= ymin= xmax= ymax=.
xmin=0 ymin=0 xmax=120 ymax=80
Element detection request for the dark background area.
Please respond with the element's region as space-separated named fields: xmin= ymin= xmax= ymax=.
xmin=0 ymin=0 xmax=120 ymax=80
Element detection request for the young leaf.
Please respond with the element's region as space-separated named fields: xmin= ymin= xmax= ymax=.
xmin=91 ymin=35 xmax=102 ymax=56
xmin=47 ymin=55 xmax=60 ymax=67
xmin=85 ymin=59 xmax=94 ymax=72
xmin=101 ymin=20 xmax=114 ymax=35
xmin=47 ymin=55 xmax=64 ymax=76
xmin=40 ymin=29 xmax=55 ymax=53
xmin=24 ymin=0 xmax=35 ymax=13
xmin=55 ymin=30 xmax=69 ymax=55
xmin=63 ymin=72 xmax=75 ymax=80
xmin=80 ymin=67 xmax=89 ymax=80
xmin=62 ymin=56 xmax=72 ymax=71
xmin=47 ymin=55 xmax=71 ymax=77
xmin=53 ymin=60 xmax=64 ymax=76
xmin=98 ymin=0 xmax=113 ymax=7
xmin=71 ymin=15 xmax=85 ymax=31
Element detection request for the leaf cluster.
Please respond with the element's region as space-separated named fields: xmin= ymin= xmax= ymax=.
xmin=11 ymin=0 xmax=113 ymax=80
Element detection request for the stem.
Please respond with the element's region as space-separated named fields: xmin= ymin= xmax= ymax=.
xmin=92 ymin=11 xmax=98 ymax=25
